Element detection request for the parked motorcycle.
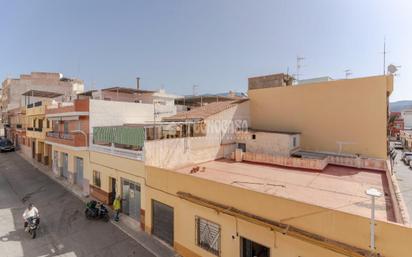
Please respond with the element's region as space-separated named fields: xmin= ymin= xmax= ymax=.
xmin=85 ymin=200 xmax=110 ymax=222
xmin=25 ymin=217 xmax=39 ymax=239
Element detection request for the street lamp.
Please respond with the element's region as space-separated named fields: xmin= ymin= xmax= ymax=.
xmin=365 ymin=188 xmax=382 ymax=251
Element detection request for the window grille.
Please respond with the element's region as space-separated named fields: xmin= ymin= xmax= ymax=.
xmin=195 ymin=216 xmax=221 ymax=256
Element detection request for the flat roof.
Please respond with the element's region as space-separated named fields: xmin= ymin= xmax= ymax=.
xmin=102 ymin=87 xmax=154 ymax=94
xmin=77 ymin=87 xmax=155 ymax=96
xmin=22 ymin=90 xmax=63 ymax=98
xmin=175 ymin=159 xmax=394 ymax=222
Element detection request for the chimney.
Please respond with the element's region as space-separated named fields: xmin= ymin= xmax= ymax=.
xmin=136 ymin=77 xmax=140 ymax=90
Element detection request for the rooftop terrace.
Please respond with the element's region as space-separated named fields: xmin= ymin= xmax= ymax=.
xmin=176 ymin=159 xmax=395 ymax=222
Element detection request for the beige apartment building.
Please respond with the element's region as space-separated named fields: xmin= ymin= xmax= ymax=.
xmin=1 ymin=72 xmax=84 ymax=124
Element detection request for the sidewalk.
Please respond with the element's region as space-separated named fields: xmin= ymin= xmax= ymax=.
xmin=16 ymin=151 xmax=178 ymax=257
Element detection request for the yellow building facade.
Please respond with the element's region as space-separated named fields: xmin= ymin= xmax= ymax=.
xmin=142 ymin=166 xmax=411 ymax=257
xmin=25 ymin=102 xmax=52 ymax=164
xmin=248 ymin=75 xmax=393 ymax=159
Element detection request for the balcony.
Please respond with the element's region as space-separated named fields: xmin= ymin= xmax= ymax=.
xmin=45 ymin=131 xmax=88 ymax=147
xmin=26 ymin=104 xmax=46 ymax=116
xmin=27 ymin=127 xmax=48 ymax=140
xmin=27 ymin=101 xmax=42 ymax=109
xmin=91 ymin=126 xmax=144 ymax=160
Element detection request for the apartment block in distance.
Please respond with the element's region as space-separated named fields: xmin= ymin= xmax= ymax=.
xmin=1 ymin=72 xmax=84 ymax=130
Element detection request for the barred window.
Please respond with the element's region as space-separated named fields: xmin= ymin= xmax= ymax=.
xmin=93 ymin=170 xmax=101 ymax=188
xmin=195 ymin=216 xmax=221 ymax=256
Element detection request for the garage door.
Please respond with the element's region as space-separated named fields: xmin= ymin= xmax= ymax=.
xmin=152 ymin=200 xmax=174 ymax=246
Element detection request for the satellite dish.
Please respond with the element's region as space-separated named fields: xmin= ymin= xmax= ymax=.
xmin=387 ymin=64 xmax=398 ymax=74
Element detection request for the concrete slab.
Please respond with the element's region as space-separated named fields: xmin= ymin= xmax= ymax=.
xmin=176 ymin=159 xmax=395 ymax=222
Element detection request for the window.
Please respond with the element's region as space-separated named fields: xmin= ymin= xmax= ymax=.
xmin=238 ymin=143 xmax=246 ymax=152
xmin=63 ymin=121 xmax=69 ymax=134
xmin=293 ymin=137 xmax=297 ymax=148
xmin=252 ymin=134 xmax=256 ymax=140
xmin=93 ymin=170 xmax=101 ymax=187
xmin=195 ymin=216 xmax=221 ymax=256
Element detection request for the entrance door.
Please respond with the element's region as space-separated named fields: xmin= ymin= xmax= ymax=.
xmin=152 ymin=200 xmax=174 ymax=246
xmin=121 ymin=180 xmax=141 ymax=221
xmin=109 ymin=177 xmax=116 ymax=205
xmin=61 ymin=153 xmax=68 ymax=179
xmin=241 ymin=237 xmax=270 ymax=257
xmin=75 ymin=157 xmax=84 ymax=186
xmin=128 ymin=182 xmax=140 ymax=221
xmin=32 ymin=141 xmax=36 ymax=159
xmin=122 ymin=183 xmax=130 ymax=215
xmin=53 ymin=151 xmax=58 ymax=174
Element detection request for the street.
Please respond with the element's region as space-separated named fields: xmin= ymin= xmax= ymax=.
xmin=393 ymin=148 xmax=412 ymax=224
xmin=0 ymin=152 xmax=155 ymax=257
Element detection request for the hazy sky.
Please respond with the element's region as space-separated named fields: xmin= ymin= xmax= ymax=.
xmin=1 ymin=0 xmax=411 ymax=101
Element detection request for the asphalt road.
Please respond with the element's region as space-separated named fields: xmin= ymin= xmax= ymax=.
xmin=393 ymin=148 xmax=412 ymax=224
xmin=0 ymin=152 xmax=155 ymax=257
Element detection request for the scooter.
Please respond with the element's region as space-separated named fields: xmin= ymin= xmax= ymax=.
xmin=25 ymin=216 xmax=39 ymax=239
xmin=85 ymin=200 xmax=110 ymax=222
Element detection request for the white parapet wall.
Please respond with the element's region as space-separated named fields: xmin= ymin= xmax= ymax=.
xmin=89 ymin=99 xmax=177 ymax=129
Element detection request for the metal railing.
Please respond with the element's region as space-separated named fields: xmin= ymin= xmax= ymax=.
xmin=46 ymin=131 xmax=74 ymax=140
xmin=90 ymin=143 xmax=144 ymax=161
xmin=26 ymin=101 xmax=42 ymax=109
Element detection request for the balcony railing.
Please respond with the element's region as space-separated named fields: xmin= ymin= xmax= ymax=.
xmin=34 ymin=128 xmax=43 ymax=132
xmin=90 ymin=143 xmax=144 ymax=161
xmin=46 ymin=131 xmax=74 ymax=140
xmin=27 ymin=101 xmax=42 ymax=109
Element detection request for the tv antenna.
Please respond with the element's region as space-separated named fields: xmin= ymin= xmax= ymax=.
xmin=344 ymin=69 xmax=352 ymax=79
xmin=381 ymin=37 xmax=389 ymax=75
xmin=192 ymin=85 xmax=199 ymax=96
xmin=296 ymin=56 xmax=305 ymax=81
xmin=387 ymin=64 xmax=401 ymax=75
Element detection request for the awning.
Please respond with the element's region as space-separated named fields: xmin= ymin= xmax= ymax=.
xmin=47 ymin=116 xmax=80 ymax=121
xmin=61 ymin=116 xmax=79 ymax=121
xmin=47 ymin=117 xmax=61 ymax=121
xmin=93 ymin=127 xmax=145 ymax=147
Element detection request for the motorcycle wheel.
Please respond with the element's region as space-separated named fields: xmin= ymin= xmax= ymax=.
xmin=85 ymin=209 xmax=92 ymax=219
xmin=103 ymin=214 xmax=110 ymax=222
xmin=31 ymin=229 xmax=36 ymax=239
